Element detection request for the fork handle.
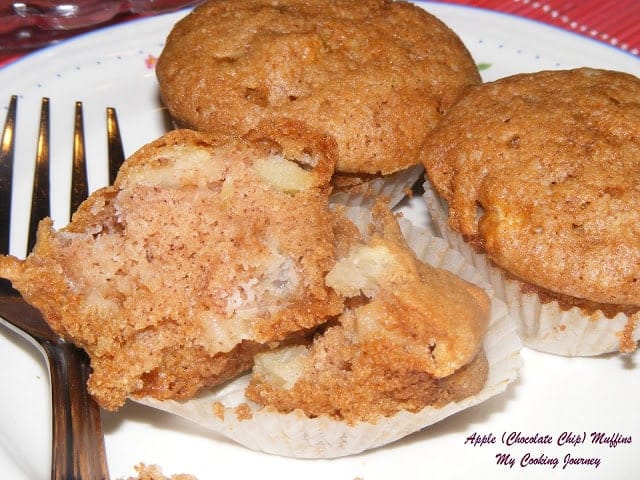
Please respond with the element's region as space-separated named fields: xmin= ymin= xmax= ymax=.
xmin=43 ymin=341 xmax=110 ymax=480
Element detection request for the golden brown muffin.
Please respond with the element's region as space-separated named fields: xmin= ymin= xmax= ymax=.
xmin=156 ymin=0 xmax=480 ymax=194
xmin=0 ymin=122 xmax=343 ymax=410
xmin=245 ymin=202 xmax=490 ymax=424
xmin=421 ymin=68 xmax=640 ymax=352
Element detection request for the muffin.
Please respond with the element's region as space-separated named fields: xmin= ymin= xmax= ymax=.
xmin=138 ymin=203 xmax=522 ymax=458
xmin=156 ymin=0 xmax=481 ymax=207
xmin=421 ymin=68 xmax=640 ymax=356
xmin=0 ymin=122 xmax=343 ymax=410
xmin=245 ymin=201 xmax=490 ymax=424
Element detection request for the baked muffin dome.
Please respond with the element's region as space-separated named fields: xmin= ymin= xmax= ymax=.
xmin=422 ymin=68 xmax=640 ymax=309
xmin=156 ymin=0 xmax=480 ymax=176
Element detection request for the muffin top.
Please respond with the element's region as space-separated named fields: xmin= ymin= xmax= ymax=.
xmin=156 ymin=0 xmax=480 ymax=175
xmin=0 ymin=122 xmax=343 ymax=410
xmin=421 ymin=68 xmax=640 ymax=306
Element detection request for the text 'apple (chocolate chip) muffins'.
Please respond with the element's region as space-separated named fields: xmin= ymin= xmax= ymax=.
xmin=156 ymin=0 xmax=481 ymax=207
xmin=421 ymin=67 xmax=640 ymax=356
xmin=138 ymin=203 xmax=522 ymax=458
xmin=0 ymin=121 xmax=344 ymax=411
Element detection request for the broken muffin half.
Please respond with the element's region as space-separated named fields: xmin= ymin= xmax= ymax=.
xmin=0 ymin=121 xmax=343 ymax=410
xmin=245 ymin=202 xmax=490 ymax=424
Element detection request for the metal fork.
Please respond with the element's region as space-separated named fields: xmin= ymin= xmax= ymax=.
xmin=0 ymin=95 xmax=125 ymax=480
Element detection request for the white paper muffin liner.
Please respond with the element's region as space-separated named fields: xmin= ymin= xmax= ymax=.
xmin=329 ymin=164 xmax=424 ymax=209
xmin=135 ymin=215 xmax=522 ymax=458
xmin=423 ymin=183 xmax=640 ymax=356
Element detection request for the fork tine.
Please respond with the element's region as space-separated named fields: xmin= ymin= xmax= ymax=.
xmin=106 ymin=106 xmax=124 ymax=185
xmin=70 ymin=101 xmax=89 ymax=217
xmin=27 ymin=97 xmax=51 ymax=253
xmin=0 ymin=97 xmax=112 ymax=479
xmin=0 ymin=95 xmax=17 ymax=256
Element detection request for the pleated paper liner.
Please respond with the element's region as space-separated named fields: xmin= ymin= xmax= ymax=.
xmin=423 ymin=184 xmax=640 ymax=356
xmin=136 ymin=214 xmax=522 ymax=458
xmin=329 ymin=164 xmax=424 ymax=209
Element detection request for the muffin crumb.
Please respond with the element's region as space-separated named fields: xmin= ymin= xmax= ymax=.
xmin=212 ymin=402 xmax=225 ymax=420
xmin=235 ymin=403 xmax=253 ymax=421
xmin=127 ymin=463 xmax=197 ymax=480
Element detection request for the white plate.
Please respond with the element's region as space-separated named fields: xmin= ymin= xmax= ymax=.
xmin=1 ymin=2 xmax=639 ymax=479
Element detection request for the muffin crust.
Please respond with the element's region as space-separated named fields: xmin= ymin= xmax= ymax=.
xmin=421 ymin=68 xmax=640 ymax=307
xmin=156 ymin=0 xmax=480 ymax=175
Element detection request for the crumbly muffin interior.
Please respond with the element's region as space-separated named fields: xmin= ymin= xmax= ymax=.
xmin=0 ymin=125 xmax=343 ymax=410
xmin=245 ymin=203 xmax=490 ymax=424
